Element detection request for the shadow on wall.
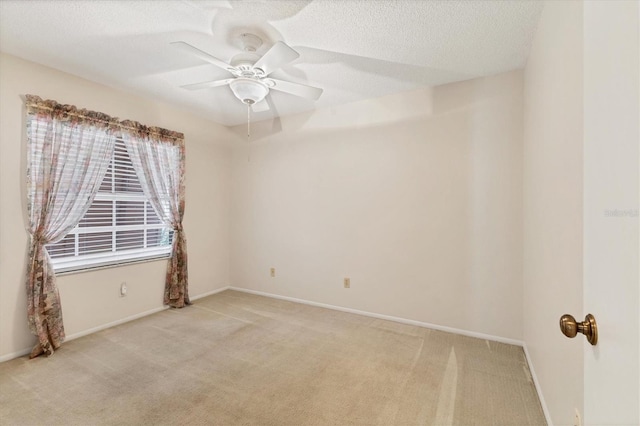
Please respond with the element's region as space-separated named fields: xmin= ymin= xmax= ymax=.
xmin=227 ymin=71 xmax=521 ymax=143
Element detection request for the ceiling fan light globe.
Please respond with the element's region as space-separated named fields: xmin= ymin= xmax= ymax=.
xmin=229 ymin=78 xmax=269 ymax=105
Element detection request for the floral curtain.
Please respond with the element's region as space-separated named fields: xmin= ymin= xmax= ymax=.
xmin=25 ymin=95 xmax=119 ymax=358
xmin=121 ymin=122 xmax=190 ymax=308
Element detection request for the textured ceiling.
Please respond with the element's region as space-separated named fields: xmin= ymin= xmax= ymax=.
xmin=0 ymin=0 xmax=543 ymax=127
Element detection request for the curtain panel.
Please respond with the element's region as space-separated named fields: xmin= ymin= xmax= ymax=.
xmin=25 ymin=95 xmax=120 ymax=358
xmin=24 ymin=95 xmax=188 ymax=358
xmin=121 ymin=121 xmax=190 ymax=308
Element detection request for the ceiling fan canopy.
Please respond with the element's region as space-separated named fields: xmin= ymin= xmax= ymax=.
xmin=172 ymin=33 xmax=323 ymax=112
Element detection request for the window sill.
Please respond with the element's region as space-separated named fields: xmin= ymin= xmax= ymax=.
xmin=54 ymin=254 xmax=171 ymax=276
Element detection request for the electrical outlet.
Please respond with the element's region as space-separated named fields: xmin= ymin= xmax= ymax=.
xmin=120 ymin=282 xmax=127 ymax=297
xmin=573 ymin=408 xmax=582 ymax=426
xmin=270 ymin=267 xmax=275 ymax=278
xmin=344 ymin=278 xmax=350 ymax=288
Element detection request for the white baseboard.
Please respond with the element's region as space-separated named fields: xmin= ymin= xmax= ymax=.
xmin=0 ymin=348 xmax=32 ymax=363
xmin=228 ymin=286 xmax=524 ymax=347
xmin=67 ymin=284 xmax=230 ymax=342
xmin=0 ymin=306 xmax=170 ymax=363
xmin=0 ymin=285 xmax=231 ymax=364
xmin=522 ymin=344 xmax=553 ymax=426
xmin=190 ymin=286 xmax=230 ymax=301
xmin=65 ymin=305 xmax=169 ymax=342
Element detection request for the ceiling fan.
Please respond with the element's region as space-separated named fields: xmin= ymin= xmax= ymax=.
xmin=172 ymin=33 xmax=323 ymax=112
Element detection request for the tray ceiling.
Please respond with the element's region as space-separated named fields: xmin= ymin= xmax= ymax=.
xmin=0 ymin=0 xmax=543 ymax=126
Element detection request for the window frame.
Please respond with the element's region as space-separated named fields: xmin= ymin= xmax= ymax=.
xmin=47 ymin=139 xmax=173 ymax=274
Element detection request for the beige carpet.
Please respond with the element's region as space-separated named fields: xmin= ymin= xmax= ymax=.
xmin=0 ymin=290 xmax=546 ymax=425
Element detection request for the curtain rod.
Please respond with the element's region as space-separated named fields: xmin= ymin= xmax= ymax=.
xmin=25 ymin=102 xmax=184 ymax=141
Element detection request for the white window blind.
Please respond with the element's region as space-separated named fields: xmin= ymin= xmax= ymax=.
xmin=47 ymin=139 xmax=173 ymax=272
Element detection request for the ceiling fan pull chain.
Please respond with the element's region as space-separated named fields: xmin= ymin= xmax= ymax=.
xmin=247 ymin=105 xmax=251 ymax=162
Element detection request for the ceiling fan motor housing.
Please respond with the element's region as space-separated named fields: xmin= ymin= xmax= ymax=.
xmin=230 ymin=52 xmax=266 ymax=78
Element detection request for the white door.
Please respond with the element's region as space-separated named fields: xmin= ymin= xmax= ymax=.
xmin=583 ymin=1 xmax=639 ymax=425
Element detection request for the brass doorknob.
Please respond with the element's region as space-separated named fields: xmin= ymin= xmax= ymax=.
xmin=559 ymin=313 xmax=598 ymax=345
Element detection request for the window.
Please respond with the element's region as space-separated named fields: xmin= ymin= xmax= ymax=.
xmin=47 ymin=139 xmax=173 ymax=272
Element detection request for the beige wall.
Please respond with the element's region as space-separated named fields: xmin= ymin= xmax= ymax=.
xmin=0 ymin=54 xmax=233 ymax=359
xmin=523 ymin=1 xmax=584 ymax=424
xmin=230 ymin=71 xmax=524 ymax=340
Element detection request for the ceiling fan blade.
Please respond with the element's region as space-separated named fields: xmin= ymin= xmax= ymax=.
xmin=251 ymin=99 xmax=270 ymax=112
xmin=253 ymin=41 xmax=300 ymax=76
xmin=180 ymin=78 xmax=234 ymax=91
xmin=171 ymin=41 xmax=235 ymax=73
xmin=267 ymin=78 xmax=323 ymax=100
